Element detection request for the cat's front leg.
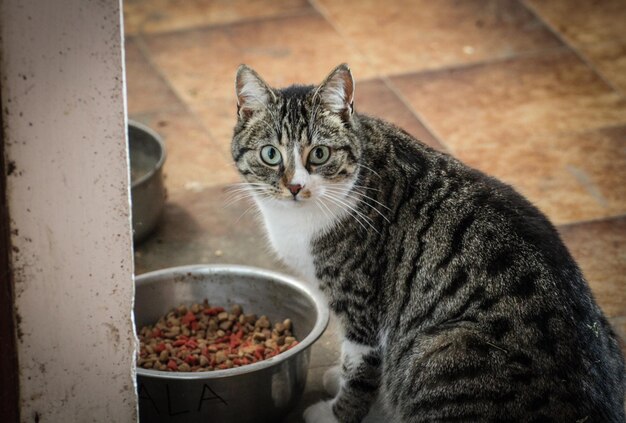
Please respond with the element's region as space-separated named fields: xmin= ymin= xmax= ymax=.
xmin=304 ymin=340 xmax=381 ymax=423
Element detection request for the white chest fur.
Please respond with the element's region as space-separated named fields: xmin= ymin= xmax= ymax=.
xmin=256 ymin=201 xmax=323 ymax=283
xmin=255 ymin=196 xmax=353 ymax=285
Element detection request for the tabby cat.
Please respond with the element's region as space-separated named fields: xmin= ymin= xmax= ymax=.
xmin=231 ymin=64 xmax=625 ymax=422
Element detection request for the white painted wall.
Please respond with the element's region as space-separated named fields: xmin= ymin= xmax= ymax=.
xmin=1 ymin=0 xmax=137 ymax=421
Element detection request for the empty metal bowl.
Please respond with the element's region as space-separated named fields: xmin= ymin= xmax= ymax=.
xmin=134 ymin=265 xmax=329 ymax=423
xmin=129 ymin=120 xmax=166 ymax=243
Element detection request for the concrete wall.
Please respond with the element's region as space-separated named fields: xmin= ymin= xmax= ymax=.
xmin=1 ymin=0 xmax=137 ymax=421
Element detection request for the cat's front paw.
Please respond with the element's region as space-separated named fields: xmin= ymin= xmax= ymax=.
xmin=303 ymin=400 xmax=339 ymax=423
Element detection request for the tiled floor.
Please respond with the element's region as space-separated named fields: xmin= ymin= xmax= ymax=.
xmin=125 ymin=0 xmax=626 ymax=420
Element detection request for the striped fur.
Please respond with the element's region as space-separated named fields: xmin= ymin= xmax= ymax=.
xmin=232 ymin=64 xmax=625 ymax=422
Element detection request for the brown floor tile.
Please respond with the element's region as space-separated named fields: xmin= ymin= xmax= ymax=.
xmin=524 ymin=0 xmax=626 ymax=95
xmin=309 ymin=314 xmax=341 ymax=369
xmin=391 ymin=50 xmax=626 ymax=151
xmin=217 ymin=10 xmax=373 ymax=86
xmin=283 ymin=366 xmax=329 ymax=423
xmin=141 ymin=27 xmax=235 ymax=105
xmin=584 ymin=40 xmax=626 ymax=94
xmin=142 ymin=25 xmax=239 ymax=151
xmin=143 ymin=14 xmax=375 ymax=148
xmin=125 ymin=38 xmax=180 ymax=115
xmin=457 ymin=126 xmax=626 ymax=225
xmin=558 ymin=216 xmax=626 ymax=319
xmin=130 ymin=109 xmax=239 ymax=195
xmin=316 ymin=0 xmax=563 ymax=75
xmin=191 ymin=104 xmax=238 ymax=161
xmin=390 ymin=51 xmax=626 ymax=224
xmin=124 ymin=0 xmax=313 ymax=36
xmin=143 ymin=14 xmax=374 ymax=106
xmin=356 ymin=79 xmax=445 ymax=151
xmin=524 ymin=0 xmax=626 ymax=48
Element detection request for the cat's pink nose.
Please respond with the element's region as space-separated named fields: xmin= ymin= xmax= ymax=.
xmin=287 ymin=184 xmax=303 ymax=196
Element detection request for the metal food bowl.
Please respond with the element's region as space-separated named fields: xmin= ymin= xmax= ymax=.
xmin=129 ymin=120 xmax=166 ymax=243
xmin=134 ymin=265 xmax=329 ymax=423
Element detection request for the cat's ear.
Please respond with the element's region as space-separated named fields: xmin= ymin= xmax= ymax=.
xmin=315 ymin=63 xmax=354 ymax=121
xmin=235 ymin=65 xmax=276 ymax=120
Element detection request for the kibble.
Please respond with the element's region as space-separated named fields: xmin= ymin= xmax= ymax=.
xmin=137 ymin=300 xmax=299 ymax=372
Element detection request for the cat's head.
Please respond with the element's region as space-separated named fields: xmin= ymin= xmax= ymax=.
xmin=231 ymin=64 xmax=361 ymax=207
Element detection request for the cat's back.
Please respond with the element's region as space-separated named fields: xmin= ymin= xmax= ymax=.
xmin=353 ymin=114 xmax=626 ymax=420
xmin=356 ymin=112 xmax=591 ymax=280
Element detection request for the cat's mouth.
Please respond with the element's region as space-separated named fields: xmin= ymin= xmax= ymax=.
xmin=265 ymin=190 xmax=315 ymax=206
xmin=280 ymin=193 xmax=311 ymax=203
xmin=279 ymin=186 xmax=313 ymax=202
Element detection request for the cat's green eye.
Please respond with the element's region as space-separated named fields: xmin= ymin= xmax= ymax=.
xmin=308 ymin=146 xmax=331 ymax=165
xmin=260 ymin=145 xmax=282 ymax=166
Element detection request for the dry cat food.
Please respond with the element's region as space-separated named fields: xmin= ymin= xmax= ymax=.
xmin=137 ymin=300 xmax=298 ymax=372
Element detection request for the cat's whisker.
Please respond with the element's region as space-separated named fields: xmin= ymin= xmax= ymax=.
xmin=329 ymin=198 xmax=375 ymax=235
xmin=349 ymin=191 xmax=392 ymax=212
xmin=357 ymin=164 xmax=382 ymax=179
xmin=327 ymin=192 xmax=392 ymax=223
xmin=223 ymin=195 xmax=245 ymax=207
xmin=234 ymin=202 xmax=259 ymax=223
xmin=223 ymin=188 xmax=256 ymax=198
xmin=326 ymin=182 xmax=382 ymax=194
xmin=314 ymin=197 xmax=333 ymax=224
xmin=223 ymin=183 xmax=267 ymax=204
xmin=322 ymin=187 xmax=391 ymax=222
xmin=232 ymin=181 xmax=264 ymax=186
xmin=226 ymin=181 xmax=256 ymax=186
xmin=323 ymin=191 xmax=380 ymax=235
xmin=223 ymin=186 xmax=263 ymax=196
xmin=232 ymin=189 xmax=272 ymax=222
xmin=323 ymin=194 xmax=369 ymax=234
xmin=342 ymin=194 xmax=391 ymax=223
xmin=223 ymin=196 xmax=254 ymax=209
xmin=323 ymin=185 xmax=385 ymax=203
xmin=223 ymin=186 xmax=257 ymax=197
xmin=223 ymin=189 xmax=256 ymax=200
xmin=225 ymin=182 xmax=266 ymax=190
xmin=223 ymin=190 xmax=259 ymax=208
xmin=225 ymin=193 xmax=255 ymax=202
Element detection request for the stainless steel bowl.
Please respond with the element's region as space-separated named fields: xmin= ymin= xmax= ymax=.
xmin=129 ymin=120 xmax=166 ymax=243
xmin=135 ymin=265 xmax=329 ymax=423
